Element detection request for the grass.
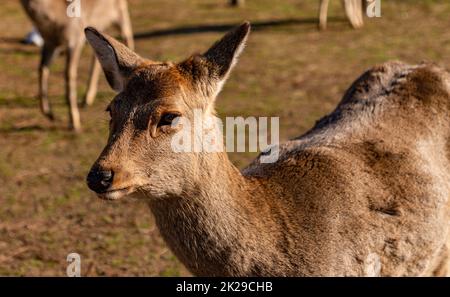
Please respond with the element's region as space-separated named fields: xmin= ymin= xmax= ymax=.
xmin=0 ymin=0 xmax=449 ymax=276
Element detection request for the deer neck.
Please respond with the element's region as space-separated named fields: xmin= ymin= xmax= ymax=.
xmin=147 ymin=151 xmax=271 ymax=276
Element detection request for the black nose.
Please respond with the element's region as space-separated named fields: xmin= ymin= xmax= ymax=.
xmin=87 ymin=168 xmax=114 ymax=193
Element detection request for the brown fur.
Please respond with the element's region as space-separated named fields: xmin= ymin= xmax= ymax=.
xmin=85 ymin=22 xmax=449 ymax=276
xmin=20 ymin=0 xmax=134 ymax=131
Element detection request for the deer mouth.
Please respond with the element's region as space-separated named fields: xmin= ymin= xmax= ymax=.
xmin=97 ymin=187 xmax=134 ymax=201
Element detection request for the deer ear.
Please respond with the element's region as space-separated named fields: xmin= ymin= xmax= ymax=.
xmin=85 ymin=27 xmax=142 ymax=92
xmin=202 ymin=21 xmax=250 ymax=87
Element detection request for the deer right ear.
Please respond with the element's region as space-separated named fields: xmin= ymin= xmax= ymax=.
xmin=85 ymin=27 xmax=142 ymax=92
xmin=203 ymin=21 xmax=250 ymax=81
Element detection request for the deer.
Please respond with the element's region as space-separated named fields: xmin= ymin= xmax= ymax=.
xmin=20 ymin=0 xmax=134 ymax=132
xmin=85 ymin=22 xmax=449 ymax=276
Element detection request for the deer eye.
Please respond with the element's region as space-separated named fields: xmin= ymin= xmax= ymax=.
xmin=158 ymin=113 xmax=180 ymax=127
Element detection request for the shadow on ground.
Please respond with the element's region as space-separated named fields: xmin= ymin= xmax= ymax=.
xmin=134 ymin=17 xmax=346 ymax=39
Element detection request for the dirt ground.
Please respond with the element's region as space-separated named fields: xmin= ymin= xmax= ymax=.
xmin=0 ymin=0 xmax=449 ymax=276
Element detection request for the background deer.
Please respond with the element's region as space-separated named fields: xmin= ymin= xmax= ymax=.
xmin=230 ymin=0 xmax=364 ymax=30
xmin=20 ymin=0 xmax=134 ymax=132
xmin=85 ymin=22 xmax=449 ymax=276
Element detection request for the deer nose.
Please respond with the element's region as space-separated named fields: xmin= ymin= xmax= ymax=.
xmin=87 ymin=168 xmax=114 ymax=193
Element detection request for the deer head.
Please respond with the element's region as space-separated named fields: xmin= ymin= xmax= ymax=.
xmin=85 ymin=22 xmax=250 ymax=200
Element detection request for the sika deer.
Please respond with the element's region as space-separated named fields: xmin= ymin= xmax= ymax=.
xmin=20 ymin=0 xmax=134 ymax=132
xmin=85 ymin=22 xmax=449 ymax=276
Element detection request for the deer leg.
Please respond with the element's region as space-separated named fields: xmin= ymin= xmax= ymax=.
xmin=39 ymin=44 xmax=57 ymax=120
xmin=353 ymin=0 xmax=364 ymax=27
xmin=83 ymin=54 xmax=101 ymax=107
xmin=65 ymin=42 xmax=83 ymax=132
xmin=85 ymin=1 xmax=134 ymax=107
xmin=318 ymin=0 xmax=330 ymax=30
xmin=118 ymin=0 xmax=134 ymax=50
xmin=342 ymin=0 xmax=364 ymax=29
